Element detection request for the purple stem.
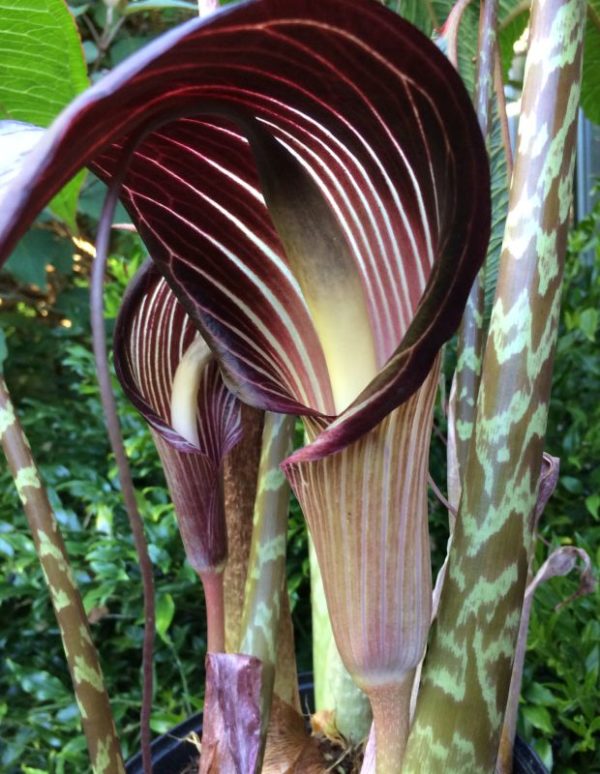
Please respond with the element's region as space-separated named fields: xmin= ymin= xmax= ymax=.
xmin=90 ymin=153 xmax=155 ymax=774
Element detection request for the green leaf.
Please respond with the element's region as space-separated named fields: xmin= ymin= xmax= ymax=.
xmin=585 ymin=493 xmax=600 ymax=518
xmin=498 ymin=6 xmax=529 ymax=82
xmin=578 ymin=307 xmax=598 ymax=340
xmin=5 ymin=660 xmax=69 ymax=703
xmin=525 ymin=683 xmax=558 ymax=707
xmin=582 ymin=2 xmax=600 ymax=124
xmin=0 ymin=0 xmax=89 ymax=228
xmin=110 ymin=36 xmax=158 ymax=67
xmin=155 ymin=592 xmax=175 ymax=641
xmin=532 ymin=737 xmax=554 ymax=771
xmin=522 ymin=704 xmax=555 ymax=734
xmin=561 ymin=475 xmax=584 ymax=494
xmin=4 ymin=228 xmax=73 ymax=288
xmin=0 ymin=329 xmax=7 ymax=372
xmin=392 ymin=0 xmax=438 ymax=34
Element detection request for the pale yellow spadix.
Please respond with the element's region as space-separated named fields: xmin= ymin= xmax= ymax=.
xmin=307 ymin=282 xmax=377 ymax=414
xmin=171 ymin=335 xmax=212 ymax=446
xmin=244 ymin=122 xmax=378 ymax=414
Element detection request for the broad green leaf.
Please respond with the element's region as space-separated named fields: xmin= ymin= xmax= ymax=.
xmin=0 ymin=0 xmax=88 ymax=228
xmin=391 ymin=0 xmax=438 ymax=34
xmin=582 ymin=1 xmax=600 ymax=123
xmin=533 ymin=738 xmax=554 ymax=770
xmin=5 ymin=228 xmax=73 ymax=288
xmin=585 ymin=493 xmax=600 ymax=518
xmin=110 ymin=36 xmax=157 ymax=66
xmin=578 ymin=307 xmax=598 ymax=340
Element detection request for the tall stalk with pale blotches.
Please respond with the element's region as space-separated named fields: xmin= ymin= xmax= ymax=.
xmin=238 ymin=413 xmax=295 ymax=743
xmin=0 ymin=377 xmax=124 ymax=774
xmin=447 ymin=0 xmax=499 ymax=509
xmin=404 ymin=1 xmax=586 ymax=770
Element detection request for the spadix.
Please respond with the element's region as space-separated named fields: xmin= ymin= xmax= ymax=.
xmin=171 ymin=335 xmax=212 ymax=447
xmin=113 ymin=263 xmax=242 ymax=576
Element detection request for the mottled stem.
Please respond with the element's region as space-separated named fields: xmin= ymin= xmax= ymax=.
xmin=0 ymin=377 xmax=124 ymax=774
xmin=222 ymin=404 xmax=264 ymax=652
xmin=92 ymin=161 xmax=155 ymax=773
xmin=496 ymin=454 xmax=559 ymax=772
xmin=239 ymin=413 xmax=295 ymax=734
xmin=448 ymin=0 xmax=498 ymax=499
xmin=404 ymin=1 xmax=585 ymax=771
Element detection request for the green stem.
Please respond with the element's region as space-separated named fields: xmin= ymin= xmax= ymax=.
xmin=448 ymin=0 xmax=498 ymax=501
xmin=0 ymin=377 xmax=124 ymax=774
xmin=309 ymin=537 xmax=372 ymax=743
xmin=238 ymin=413 xmax=295 ymax=734
xmin=404 ymin=1 xmax=585 ymax=770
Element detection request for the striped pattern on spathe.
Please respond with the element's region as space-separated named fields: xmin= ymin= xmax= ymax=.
xmin=114 ymin=261 xmax=242 ymax=461
xmin=284 ymin=358 xmax=440 ymax=687
xmin=0 ymin=0 xmax=490 ymax=459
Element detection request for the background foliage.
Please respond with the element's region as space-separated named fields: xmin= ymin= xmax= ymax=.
xmin=0 ymin=1 xmax=597 ymax=772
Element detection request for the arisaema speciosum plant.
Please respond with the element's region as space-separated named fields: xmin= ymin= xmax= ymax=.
xmin=0 ymin=0 xmax=589 ymax=771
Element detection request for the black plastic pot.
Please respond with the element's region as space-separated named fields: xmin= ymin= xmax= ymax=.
xmin=125 ymin=679 xmax=548 ymax=774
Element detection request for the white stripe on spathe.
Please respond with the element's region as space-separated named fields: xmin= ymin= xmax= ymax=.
xmin=129 ymin=189 xmax=332 ymax=413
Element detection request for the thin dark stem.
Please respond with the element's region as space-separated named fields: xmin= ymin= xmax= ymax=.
xmin=200 ymin=570 xmax=226 ymax=653
xmin=427 ymin=472 xmax=457 ymax=519
xmin=494 ymin=41 xmax=514 ymax=181
xmin=91 ymin=162 xmax=155 ymax=774
xmin=444 ymin=0 xmax=475 ymax=69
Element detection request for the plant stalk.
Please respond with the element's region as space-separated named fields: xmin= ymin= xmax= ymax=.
xmin=222 ymin=403 xmax=264 ymax=652
xmin=404 ymin=0 xmax=586 ymax=770
xmin=0 ymin=377 xmax=124 ymax=774
xmin=92 ymin=156 xmax=155 ymax=774
xmin=369 ymin=673 xmax=413 ymax=774
xmin=200 ymin=570 xmax=226 ymax=653
xmin=310 ymin=536 xmax=372 ymax=743
xmin=448 ymin=0 xmax=498 ymax=498
xmin=238 ymin=412 xmax=296 ymax=727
